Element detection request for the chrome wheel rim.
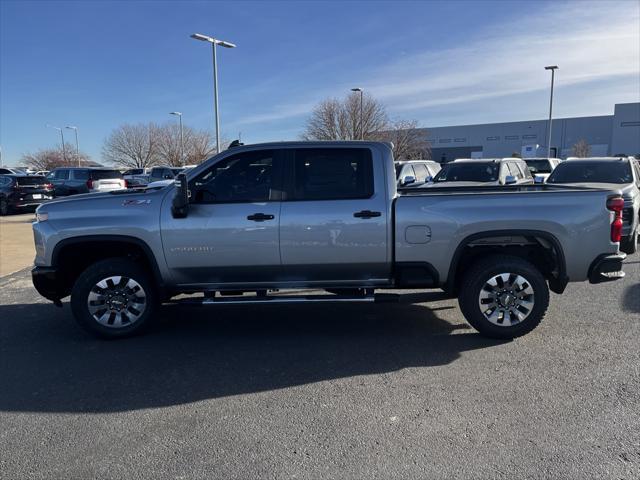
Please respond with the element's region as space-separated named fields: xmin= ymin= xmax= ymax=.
xmin=87 ymin=276 xmax=147 ymax=328
xmin=478 ymin=273 xmax=534 ymax=326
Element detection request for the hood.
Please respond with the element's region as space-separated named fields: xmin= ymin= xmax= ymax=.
xmin=37 ymin=188 xmax=164 ymax=212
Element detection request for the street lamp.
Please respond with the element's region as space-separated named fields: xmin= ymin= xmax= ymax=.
xmin=169 ymin=112 xmax=185 ymax=166
xmin=65 ymin=126 xmax=80 ymax=166
xmin=351 ymin=87 xmax=363 ymax=140
xmin=191 ymin=32 xmax=236 ymax=154
xmin=46 ymin=124 xmax=66 ymax=162
xmin=544 ymin=65 xmax=559 ymax=159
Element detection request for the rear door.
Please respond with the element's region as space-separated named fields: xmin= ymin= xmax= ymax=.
xmin=279 ymin=146 xmax=390 ymax=285
xmin=50 ymin=169 xmax=70 ymax=195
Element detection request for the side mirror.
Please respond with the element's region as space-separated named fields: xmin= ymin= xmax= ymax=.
xmin=171 ymin=173 xmax=189 ymax=218
xmin=401 ymin=175 xmax=416 ymax=186
xmin=164 ymin=174 xmax=173 ymax=179
xmin=534 ymin=176 xmax=545 ymax=184
xmin=426 ymin=175 xmax=433 ymax=183
xmin=505 ymin=175 xmax=517 ymax=185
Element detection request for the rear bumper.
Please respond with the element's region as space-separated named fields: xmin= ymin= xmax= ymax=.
xmin=31 ymin=266 xmax=67 ymax=302
xmin=588 ymin=253 xmax=626 ymax=284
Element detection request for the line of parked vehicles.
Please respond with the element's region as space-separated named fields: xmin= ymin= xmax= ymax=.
xmin=0 ymin=164 xmax=194 ymax=215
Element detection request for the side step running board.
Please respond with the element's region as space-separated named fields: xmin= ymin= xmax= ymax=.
xmin=171 ymin=293 xmax=399 ymax=306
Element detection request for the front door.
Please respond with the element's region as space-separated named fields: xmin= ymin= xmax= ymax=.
xmin=161 ymin=148 xmax=283 ymax=287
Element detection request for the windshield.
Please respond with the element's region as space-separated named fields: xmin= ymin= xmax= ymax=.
xmin=90 ymin=170 xmax=123 ymax=180
xmin=525 ymin=159 xmax=552 ymax=173
xmin=433 ymin=162 xmax=499 ymax=183
xmin=547 ymin=161 xmax=632 ymax=184
xmin=16 ymin=176 xmax=49 ymax=186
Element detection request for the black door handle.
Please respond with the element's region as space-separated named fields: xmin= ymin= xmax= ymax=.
xmin=353 ymin=210 xmax=382 ymax=219
xmin=247 ymin=213 xmax=275 ymax=222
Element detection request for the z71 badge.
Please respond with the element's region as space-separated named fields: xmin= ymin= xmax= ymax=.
xmin=122 ymin=199 xmax=152 ymax=206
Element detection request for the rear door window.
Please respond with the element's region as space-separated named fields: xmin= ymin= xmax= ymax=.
xmin=55 ymin=169 xmax=69 ymax=180
xmin=290 ymin=148 xmax=374 ymax=200
xmin=413 ymin=164 xmax=429 ymax=182
xmin=73 ymin=170 xmax=89 ymax=180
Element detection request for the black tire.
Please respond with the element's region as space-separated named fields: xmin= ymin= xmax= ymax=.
xmin=458 ymin=255 xmax=549 ymax=339
xmin=621 ymin=229 xmax=638 ymax=255
xmin=0 ymin=197 xmax=9 ymax=216
xmin=70 ymin=258 xmax=158 ymax=339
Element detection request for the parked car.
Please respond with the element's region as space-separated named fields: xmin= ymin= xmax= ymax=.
xmin=32 ymin=141 xmax=626 ymax=340
xmin=122 ymin=168 xmax=150 ymax=188
xmin=395 ymin=160 xmax=441 ymax=187
xmin=0 ymin=174 xmax=54 ymax=215
xmin=148 ymin=166 xmax=184 ymax=183
xmin=523 ymin=158 xmax=562 ymax=183
xmin=35 ymin=170 xmax=50 ymax=177
xmin=0 ymin=167 xmax=26 ymax=175
xmin=46 ymin=168 xmax=127 ymax=196
xmin=547 ymin=157 xmax=640 ymax=254
xmin=428 ymin=158 xmax=534 ymax=187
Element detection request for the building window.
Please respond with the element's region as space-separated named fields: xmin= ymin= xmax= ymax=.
xmin=621 ymin=121 xmax=640 ymax=127
xmin=438 ymin=139 xmax=451 ymax=143
xmin=454 ymin=138 xmax=466 ymax=142
xmin=486 ymin=136 xmax=499 ymax=141
xmin=505 ymin=135 xmax=519 ymax=140
xmin=522 ymin=134 xmax=537 ymax=139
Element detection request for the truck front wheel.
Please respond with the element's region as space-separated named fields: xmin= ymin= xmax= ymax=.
xmin=70 ymin=258 xmax=158 ymax=338
xmin=458 ymin=255 xmax=549 ymax=339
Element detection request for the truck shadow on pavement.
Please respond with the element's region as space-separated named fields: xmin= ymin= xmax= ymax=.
xmin=0 ymin=294 xmax=504 ymax=413
xmin=622 ymin=282 xmax=640 ymax=313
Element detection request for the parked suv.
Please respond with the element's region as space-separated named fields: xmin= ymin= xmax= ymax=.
xmin=0 ymin=174 xmax=54 ymax=215
xmin=547 ymin=157 xmax=640 ymax=254
xmin=395 ymin=160 xmax=441 ymax=187
xmin=47 ymin=168 xmax=126 ymax=196
xmin=524 ymin=158 xmax=561 ymax=183
xmin=429 ymin=158 xmax=534 ymax=187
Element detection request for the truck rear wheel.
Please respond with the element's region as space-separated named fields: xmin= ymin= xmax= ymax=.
xmin=70 ymin=258 xmax=158 ymax=338
xmin=458 ymin=255 xmax=549 ymax=339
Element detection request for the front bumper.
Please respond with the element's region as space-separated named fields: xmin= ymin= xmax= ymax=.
xmin=31 ymin=266 xmax=67 ymax=303
xmin=588 ymin=253 xmax=626 ymax=284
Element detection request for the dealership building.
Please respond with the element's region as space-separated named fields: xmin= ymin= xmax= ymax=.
xmin=424 ymin=102 xmax=640 ymax=162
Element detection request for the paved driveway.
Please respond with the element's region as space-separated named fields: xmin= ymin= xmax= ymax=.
xmin=0 ymin=256 xmax=638 ymax=479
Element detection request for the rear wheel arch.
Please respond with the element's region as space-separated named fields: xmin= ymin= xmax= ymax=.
xmin=446 ymin=230 xmax=567 ymax=295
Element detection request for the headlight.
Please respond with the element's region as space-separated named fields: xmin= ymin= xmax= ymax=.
xmin=36 ymin=212 xmax=49 ymax=222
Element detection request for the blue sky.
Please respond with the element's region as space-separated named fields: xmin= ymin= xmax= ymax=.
xmin=1 ymin=0 xmax=639 ymax=164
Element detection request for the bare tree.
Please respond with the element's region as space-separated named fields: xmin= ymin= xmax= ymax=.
xmin=302 ymin=92 xmax=389 ymax=141
xmin=22 ymin=144 xmax=92 ymax=171
xmin=375 ymin=119 xmax=430 ymax=160
xmin=102 ymin=123 xmax=161 ymax=168
xmin=572 ymin=139 xmax=591 ymax=158
xmin=156 ymin=123 xmax=216 ymax=166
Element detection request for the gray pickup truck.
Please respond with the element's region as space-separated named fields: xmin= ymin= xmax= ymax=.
xmin=31 ymin=142 xmax=626 ymax=339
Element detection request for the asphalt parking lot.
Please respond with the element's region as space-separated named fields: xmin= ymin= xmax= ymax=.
xmin=0 ymin=214 xmax=639 ymax=479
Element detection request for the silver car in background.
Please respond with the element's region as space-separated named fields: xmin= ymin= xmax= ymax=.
xmin=547 ymin=157 xmax=640 ymax=253
xmin=524 ymin=158 xmax=562 ymax=183
xmin=427 ymin=158 xmax=534 ymax=187
xmin=395 ymin=160 xmax=441 ymax=187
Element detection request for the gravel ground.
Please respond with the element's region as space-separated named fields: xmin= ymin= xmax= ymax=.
xmin=0 ymin=256 xmax=639 ymax=479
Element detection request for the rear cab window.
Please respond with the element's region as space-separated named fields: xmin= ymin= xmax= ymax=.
xmin=90 ymin=170 xmax=123 ymax=180
xmin=15 ymin=176 xmax=49 ymax=186
xmin=290 ymin=148 xmax=374 ymax=200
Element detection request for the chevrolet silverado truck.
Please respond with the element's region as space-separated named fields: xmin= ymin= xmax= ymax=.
xmin=31 ymin=142 xmax=627 ymax=339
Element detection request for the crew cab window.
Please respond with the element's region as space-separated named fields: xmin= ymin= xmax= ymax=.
xmin=192 ymin=150 xmax=276 ymax=203
xmin=291 ymin=148 xmax=373 ymax=200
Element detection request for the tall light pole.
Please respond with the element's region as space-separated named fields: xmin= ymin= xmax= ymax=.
xmin=544 ymin=65 xmax=558 ymax=159
xmin=191 ymin=33 xmax=236 ymax=154
xmin=46 ymin=124 xmax=66 ymax=162
xmin=351 ymin=87 xmax=364 ymax=140
xmin=66 ymin=126 xmax=80 ymax=166
xmin=169 ymin=112 xmax=185 ymax=166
